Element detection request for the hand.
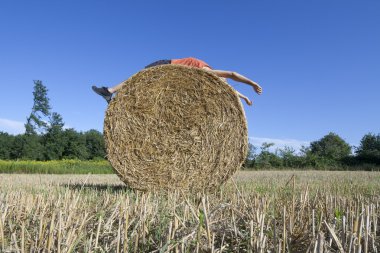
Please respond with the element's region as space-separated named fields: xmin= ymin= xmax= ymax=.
xmin=244 ymin=97 xmax=253 ymax=106
xmin=253 ymin=83 xmax=262 ymax=95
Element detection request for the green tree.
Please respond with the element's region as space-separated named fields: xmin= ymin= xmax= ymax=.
xmin=22 ymin=134 xmax=44 ymax=160
xmin=0 ymin=132 xmax=14 ymax=160
xmin=244 ymin=143 xmax=257 ymax=168
xmin=84 ymin=129 xmax=106 ymax=159
xmin=355 ymin=133 xmax=380 ymax=165
xmin=62 ymin=129 xmax=89 ymax=160
xmin=9 ymin=134 xmax=44 ymax=160
xmin=309 ymin=132 xmax=351 ymax=164
xmin=49 ymin=112 xmax=64 ymax=129
xmin=255 ymin=142 xmax=282 ymax=168
xmin=10 ymin=135 xmax=24 ymax=159
xmin=299 ymin=145 xmax=319 ymax=167
xmin=25 ymin=80 xmax=51 ymax=135
xmin=42 ymin=112 xmax=65 ymax=160
xmin=277 ymin=146 xmax=303 ymax=168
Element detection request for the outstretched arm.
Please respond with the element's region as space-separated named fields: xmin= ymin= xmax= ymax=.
xmin=235 ymin=90 xmax=252 ymax=106
xmin=206 ymin=69 xmax=262 ymax=95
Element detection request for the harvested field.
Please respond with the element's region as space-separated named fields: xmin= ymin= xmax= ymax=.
xmin=0 ymin=171 xmax=379 ymax=252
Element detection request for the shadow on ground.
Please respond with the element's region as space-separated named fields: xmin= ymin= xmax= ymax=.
xmin=61 ymin=183 xmax=133 ymax=193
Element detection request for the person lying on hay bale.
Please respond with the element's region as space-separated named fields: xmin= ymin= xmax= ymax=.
xmin=92 ymin=57 xmax=262 ymax=105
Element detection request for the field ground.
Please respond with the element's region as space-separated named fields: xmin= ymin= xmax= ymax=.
xmin=0 ymin=171 xmax=379 ymax=252
xmin=0 ymin=160 xmax=113 ymax=174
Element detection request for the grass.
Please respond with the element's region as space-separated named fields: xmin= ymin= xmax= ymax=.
xmin=0 ymin=171 xmax=379 ymax=252
xmin=0 ymin=159 xmax=113 ymax=174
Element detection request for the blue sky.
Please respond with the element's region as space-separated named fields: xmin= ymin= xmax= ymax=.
xmin=1 ymin=0 xmax=379 ymax=151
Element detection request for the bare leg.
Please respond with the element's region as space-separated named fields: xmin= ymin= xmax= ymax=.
xmin=107 ymin=60 xmax=171 ymax=94
xmin=107 ymin=80 xmax=128 ymax=94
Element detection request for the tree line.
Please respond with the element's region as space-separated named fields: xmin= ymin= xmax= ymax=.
xmin=0 ymin=80 xmax=106 ymax=161
xmin=0 ymin=129 xmax=105 ymax=161
xmin=245 ymin=132 xmax=380 ymax=170
xmin=1 ymin=80 xmax=379 ymax=169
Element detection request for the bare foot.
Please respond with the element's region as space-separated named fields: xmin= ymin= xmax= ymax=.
xmin=253 ymin=84 xmax=262 ymax=95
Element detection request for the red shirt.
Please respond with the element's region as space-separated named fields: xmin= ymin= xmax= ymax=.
xmin=171 ymin=57 xmax=212 ymax=69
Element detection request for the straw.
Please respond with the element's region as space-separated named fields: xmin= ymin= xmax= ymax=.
xmin=104 ymin=65 xmax=248 ymax=191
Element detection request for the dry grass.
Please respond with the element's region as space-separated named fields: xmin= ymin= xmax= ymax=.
xmin=0 ymin=171 xmax=379 ymax=252
xmin=104 ymin=65 xmax=247 ymax=192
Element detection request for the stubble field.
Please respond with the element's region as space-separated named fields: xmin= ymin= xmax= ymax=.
xmin=0 ymin=171 xmax=379 ymax=252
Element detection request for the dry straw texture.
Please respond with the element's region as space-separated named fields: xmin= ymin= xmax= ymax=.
xmin=104 ymin=65 xmax=247 ymax=191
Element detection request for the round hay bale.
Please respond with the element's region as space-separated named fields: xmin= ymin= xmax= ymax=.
xmin=104 ymin=64 xmax=248 ymax=191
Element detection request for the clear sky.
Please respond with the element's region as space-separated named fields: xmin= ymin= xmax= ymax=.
xmin=1 ymin=0 xmax=379 ymax=151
